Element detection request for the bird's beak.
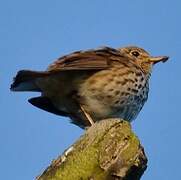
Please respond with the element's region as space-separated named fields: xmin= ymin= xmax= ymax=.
xmin=149 ymin=56 xmax=169 ymax=64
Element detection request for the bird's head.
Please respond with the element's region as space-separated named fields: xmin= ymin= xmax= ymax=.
xmin=119 ymin=46 xmax=169 ymax=74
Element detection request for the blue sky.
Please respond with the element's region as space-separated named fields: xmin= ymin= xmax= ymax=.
xmin=1 ymin=0 xmax=181 ymax=179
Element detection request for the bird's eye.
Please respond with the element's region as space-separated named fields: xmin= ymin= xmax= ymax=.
xmin=131 ymin=51 xmax=140 ymax=57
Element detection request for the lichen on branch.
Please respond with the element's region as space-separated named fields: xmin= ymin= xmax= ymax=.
xmin=37 ymin=119 xmax=147 ymax=180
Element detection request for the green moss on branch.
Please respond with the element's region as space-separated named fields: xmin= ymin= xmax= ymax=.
xmin=37 ymin=119 xmax=147 ymax=180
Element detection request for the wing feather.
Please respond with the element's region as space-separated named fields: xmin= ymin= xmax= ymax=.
xmin=47 ymin=47 xmax=125 ymax=71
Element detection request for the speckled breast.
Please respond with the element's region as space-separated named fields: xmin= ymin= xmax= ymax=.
xmin=79 ymin=67 xmax=149 ymax=122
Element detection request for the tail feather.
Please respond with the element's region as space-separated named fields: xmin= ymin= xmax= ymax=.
xmin=28 ymin=96 xmax=69 ymax=116
xmin=10 ymin=70 xmax=49 ymax=92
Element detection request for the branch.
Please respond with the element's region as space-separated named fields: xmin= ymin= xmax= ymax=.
xmin=37 ymin=119 xmax=147 ymax=180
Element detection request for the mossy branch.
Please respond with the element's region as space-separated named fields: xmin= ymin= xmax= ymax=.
xmin=37 ymin=119 xmax=147 ymax=180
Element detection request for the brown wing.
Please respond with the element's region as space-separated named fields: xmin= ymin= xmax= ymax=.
xmin=47 ymin=47 xmax=126 ymax=72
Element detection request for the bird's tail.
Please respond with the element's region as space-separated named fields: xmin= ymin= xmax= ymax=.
xmin=10 ymin=70 xmax=49 ymax=92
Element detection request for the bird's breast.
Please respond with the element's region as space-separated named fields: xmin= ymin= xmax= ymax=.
xmin=78 ymin=67 xmax=149 ymax=121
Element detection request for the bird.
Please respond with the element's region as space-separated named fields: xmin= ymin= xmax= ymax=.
xmin=10 ymin=46 xmax=169 ymax=128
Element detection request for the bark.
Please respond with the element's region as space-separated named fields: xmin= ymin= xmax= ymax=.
xmin=36 ymin=119 xmax=147 ymax=180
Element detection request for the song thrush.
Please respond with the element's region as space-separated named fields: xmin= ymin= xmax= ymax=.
xmin=11 ymin=46 xmax=168 ymax=128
